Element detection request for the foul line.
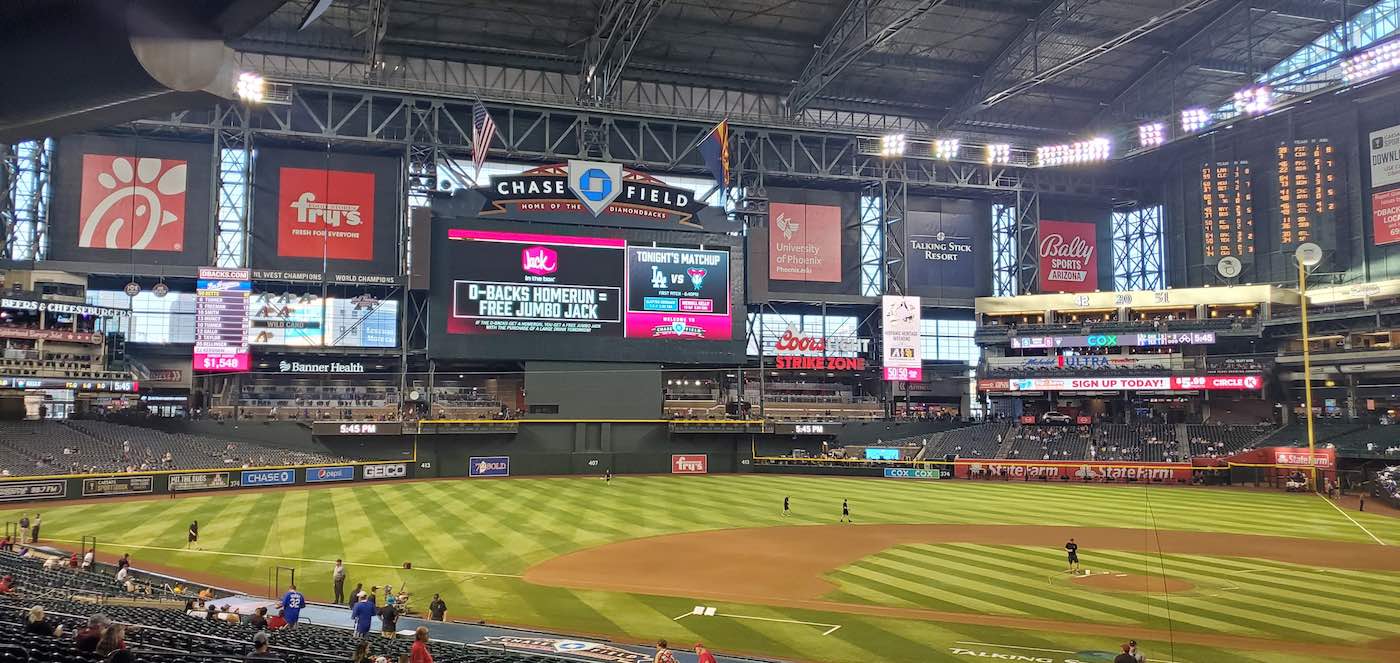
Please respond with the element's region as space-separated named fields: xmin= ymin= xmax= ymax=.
xmin=41 ymin=537 xmax=523 ymax=579
xmin=956 ymin=641 xmax=1075 ymax=654
xmin=722 ymin=612 xmax=841 ymax=635
xmin=1318 ymin=494 xmax=1387 ymax=546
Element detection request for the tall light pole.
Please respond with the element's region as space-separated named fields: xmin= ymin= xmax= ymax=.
xmin=1296 ymin=242 xmax=1323 ymax=491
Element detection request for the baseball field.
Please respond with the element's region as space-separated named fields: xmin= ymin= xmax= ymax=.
xmin=4 ymin=475 xmax=1400 ymax=663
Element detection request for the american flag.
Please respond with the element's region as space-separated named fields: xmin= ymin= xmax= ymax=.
xmin=471 ymin=102 xmax=496 ymax=180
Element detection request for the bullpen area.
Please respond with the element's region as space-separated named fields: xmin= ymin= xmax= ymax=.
xmin=3 ymin=475 xmax=1398 ymax=663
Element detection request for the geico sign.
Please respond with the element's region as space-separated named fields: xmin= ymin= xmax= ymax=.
xmin=362 ymin=464 xmax=407 ymax=480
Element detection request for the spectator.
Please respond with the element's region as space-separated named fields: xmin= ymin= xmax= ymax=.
xmin=333 ymin=559 xmax=347 ymax=604
xmin=75 ymin=614 xmax=107 ymax=652
xmin=1128 ymin=640 xmax=1144 ymax=663
xmin=351 ymin=596 xmax=375 ymax=638
xmin=1113 ymin=644 xmax=1135 ymax=663
xmin=653 ymin=639 xmax=678 ymax=663
xmin=410 ymin=627 xmax=433 ymax=663
xmin=30 ymin=513 xmax=40 ymax=543
xmin=115 ymin=565 xmax=130 ymax=585
xmin=695 ymin=643 xmax=718 ymax=663
xmin=348 ymin=582 xmax=363 ymax=607
xmin=117 ymin=553 xmax=131 ymax=572
xmin=428 ymin=593 xmax=447 ymax=621
xmin=249 ymin=607 xmax=269 ymax=630
xmin=24 ymin=605 xmax=62 ymax=637
xmin=352 ymin=642 xmax=370 ymax=663
xmin=96 ymin=624 xmax=126 ymax=656
xmin=265 ymin=608 xmax=287 ymax=630
xmin=380 ymin=601 xmax=399 ymax=637
xmin=246 ymin=631 xmax=281 ymax=661
xmin=82 ymin=549 xmax=95 ymax=571
xmin=18 ymin=514 xmax=28 ymax=544
xmin=279 ymin=583 xmax=305 ymax=627
xmin=0 ymin=574 xmax=13 ymax=594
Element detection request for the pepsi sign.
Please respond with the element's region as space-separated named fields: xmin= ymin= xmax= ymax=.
xmin=305 ymin=466 xmax=355 ymax=483
xmin=469 ymin=456 xmax=510 ymax=478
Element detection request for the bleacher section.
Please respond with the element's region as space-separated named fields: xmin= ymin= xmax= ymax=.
xmin=1090 ymin=425 xmax=1180 ymax=462
xmin=926 ymin=422 xmax=1009 ymax=459
xmin=1187 ymin=423 xmax=1276 ymax=458
xmin=0 ymin=552 xmax=558 ymax=663
xmin=1004 ymin=425 xmax=1091 ymax=461
xmin=0 ymin=421 xmax=350 ymax=477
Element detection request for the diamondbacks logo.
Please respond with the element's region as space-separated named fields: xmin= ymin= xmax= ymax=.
xmin=277 ymin=167 xmax=375 ymax=260
xmin=78 ymin=155 xmax=187 ymax=251
xmin=686 ymin=267 xmax=707 ymax=289
xmin=522 ymin=246 xmax=558 ymax=275
xmin=567 ymin=160 xmax=623 ymax=216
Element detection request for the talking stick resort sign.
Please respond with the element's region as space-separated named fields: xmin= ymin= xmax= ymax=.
xmin=477 ymin=161 xmax=709 ymax=227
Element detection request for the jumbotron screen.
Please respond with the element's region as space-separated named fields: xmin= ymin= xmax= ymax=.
xmin=431 ymin=225 xmax=743 ymax=362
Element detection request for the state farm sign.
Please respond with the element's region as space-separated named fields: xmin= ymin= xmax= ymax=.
xmin=671 ymin=454 xmax=708 ymax=474
xmin=1272 ymin=449 xmax=1335 ymax=468
xmin=1037 ymin=220 xmax=1097 ymax=293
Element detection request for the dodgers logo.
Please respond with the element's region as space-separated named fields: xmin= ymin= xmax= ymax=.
xmin=567 ymin=160 xmax=623 ymax=216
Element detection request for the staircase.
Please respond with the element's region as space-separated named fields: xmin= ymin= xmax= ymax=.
xmin=1175 ymin=423 xmax=1191 ymax=460
xmin=994 ymin=425 xmax=1018 ymax=458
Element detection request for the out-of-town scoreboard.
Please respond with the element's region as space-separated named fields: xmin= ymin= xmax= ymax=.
xmin=1201 ymin=161 xmax=1253 ymax=260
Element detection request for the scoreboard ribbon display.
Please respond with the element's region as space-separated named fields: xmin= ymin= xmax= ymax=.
xmin=445 ymin=229 xmax=731 ymax=341
xmin=193 ymin=267 xmax=252 ymax=372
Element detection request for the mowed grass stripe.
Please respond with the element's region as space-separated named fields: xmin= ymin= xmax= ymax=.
xmin=830 ymin=563 xmax=1031 ymax=616
xmin=876 ymin=546 xmax=1147 ymax=625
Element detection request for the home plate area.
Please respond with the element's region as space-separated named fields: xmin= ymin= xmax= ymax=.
xmin=676 ymin=605 xmax=843 ymax=636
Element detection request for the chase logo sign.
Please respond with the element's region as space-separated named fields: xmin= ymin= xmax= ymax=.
xmin=305 ymin=466 xmax=355 ymax=483
xmin=568 ymin=160 xmax=623 ymax=216
xmin=477 ymin=163 xmax=708 ymax=227
xmin=241 ymin=469 xmax=294 ymax=486
xmin=469 ymin=456 xmax=510 ymax=478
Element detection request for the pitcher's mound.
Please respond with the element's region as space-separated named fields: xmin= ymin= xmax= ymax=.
xmin=1071 ymin=572 xmax=1194 ymax=594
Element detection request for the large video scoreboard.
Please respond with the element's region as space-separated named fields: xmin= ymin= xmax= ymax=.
xmin=431 ymin=224 xmax=743 ymax=362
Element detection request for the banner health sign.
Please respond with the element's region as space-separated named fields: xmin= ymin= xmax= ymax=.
xmin=241 ymin=469 xmax=295 ymax=487
xmin=469 ymin=456 xmax=511 ymax=477
xmin=306 ymin=466 xmax=356 ymax=483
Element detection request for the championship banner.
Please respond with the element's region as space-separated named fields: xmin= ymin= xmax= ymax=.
xmin=251 ymin=148 xmax=402 ymax=279
xmin=473 ymin=161 xmax=711 ymax=229
xmin=81 ymin=475 xmax=154 ymax=497
xmin=881 ymin=295 xmax=922 ymax=381
xmin=1037 ymin=220 xmax=1097 ymax=293
xmin=48 ymin=134 xmax=214 ymax=266
xmin=906 ymin=203 xmax=981 ymax=300
xmin=768 ymin=202 xmax=842 ymax=282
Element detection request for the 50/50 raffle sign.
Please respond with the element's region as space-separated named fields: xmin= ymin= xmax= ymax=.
xmin=881 ymin=295 xmax=922 ymax=381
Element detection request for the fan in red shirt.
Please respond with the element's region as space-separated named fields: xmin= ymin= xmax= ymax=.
xmin=695 ymin=643 xmax=718 ymax=663
xmin=410 ymin=627 xmax=433 ymax=663
xmin=265 ymin=609 xmax=288 ymax=630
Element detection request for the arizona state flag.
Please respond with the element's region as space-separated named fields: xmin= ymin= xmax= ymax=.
xmin=699 ymin=119 xmax=730 ymax=198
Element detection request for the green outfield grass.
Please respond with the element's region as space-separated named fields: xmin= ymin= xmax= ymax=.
xmin=2 ymin=475 xmax=1397 ymax=663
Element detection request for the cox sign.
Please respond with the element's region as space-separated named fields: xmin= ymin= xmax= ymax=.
xmin=883 ymin=467 xmax=947 ymax=480
xmin=362 ymin=463 xmax=407 ymax=480
xmin=671 ymin=454 xmax=708 ymax=474
xmin=241 ymin=470 xmax=294 ymax=487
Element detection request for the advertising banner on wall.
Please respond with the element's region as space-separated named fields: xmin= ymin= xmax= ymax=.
xmin=671 ymin=454 xmax=708 ymax=474
xmin=0 ymin=480 xmax=67 ymax=502
xmin=1011 ymin=332 xmax=1217 ymax=349
xmin=464 ymin=161 xmax=721 ymax=231
xmin=1002 ymin=375 xmax=1262 ymax=392
xmin=168 ymin=472 xmax=231 ymax=492
xmin=881 ymin=295 xmax=922 ymax=381
xmin=1371 ymin=125 xmax=1400 ymax=246
xmin=768 ymin=203 xmax=842 ymax=282
xmin=906 ymin=204 xmax=980 ymax=300
xmin=469 ymin=456 xmax=510 ymax=477
xmin=251 ymin=149 xmax=402 ymax=280
xmin=1037 ymin=220 xmax=1098 ymax=293
xmin=81 ymin=476 xmax=154 ymax=497
xmin=48 ymin=134 xmax=214 ymax=266
xmin=953 ymin=460 xmax=1192 ymax=482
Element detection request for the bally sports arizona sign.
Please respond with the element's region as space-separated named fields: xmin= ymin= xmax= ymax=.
xmin=1038 ymin=220 xmax=1097 ymax=293
xmin=477 ymin=160 xmax=709 ymax=228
